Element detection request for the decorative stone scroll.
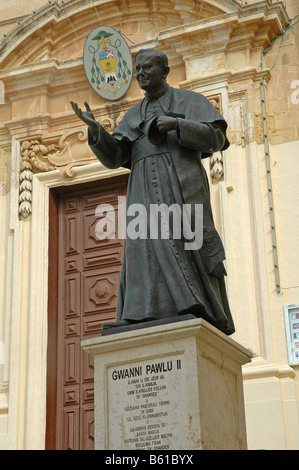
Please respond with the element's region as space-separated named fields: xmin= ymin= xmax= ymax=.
xmin=208 ymin=95 xmax=224 ymax=184
xmin=210 ymin=152 xmax=224 ymax=183
xmin=19 ymin=139 xmax=57 ymax=219
xmin=18 ymin=115 xmax=124 ymax=219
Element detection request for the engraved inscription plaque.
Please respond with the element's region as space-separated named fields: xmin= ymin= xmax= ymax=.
xmin=107 ymin=355 xmax=185 ymax=450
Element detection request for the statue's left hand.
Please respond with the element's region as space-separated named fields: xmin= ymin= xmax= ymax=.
xmin=156 ymin=116 xmax=178 ymax=134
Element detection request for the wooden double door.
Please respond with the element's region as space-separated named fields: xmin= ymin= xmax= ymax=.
xmin=46 ymin=175 xmax=128 ymax=450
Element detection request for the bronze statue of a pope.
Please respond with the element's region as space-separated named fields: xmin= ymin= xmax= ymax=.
xmin=71 ymin=49 xmax=235 ymax=335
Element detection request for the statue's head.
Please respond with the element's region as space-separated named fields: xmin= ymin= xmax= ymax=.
xmin=135 ymin=49 xmax=170 ymax=94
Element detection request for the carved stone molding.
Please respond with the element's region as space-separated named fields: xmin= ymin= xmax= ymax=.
xmin=210 ymin=152 xmax=224 ymax=184
xmin=18 ymin=117 xmax=128 ymax=219
xmin=206 ymin=95 xmax=225 ymax=184
xmin=47 ymin=129 xmax=96 ymax=178
xmin=19 ymin=139 xmax=57 ymax=219
xmin=253 ymin=112 xmax=279 ymax=145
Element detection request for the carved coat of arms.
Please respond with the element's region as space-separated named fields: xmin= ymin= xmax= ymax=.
xmin=83 ymin=26 xmax=133 ymax=100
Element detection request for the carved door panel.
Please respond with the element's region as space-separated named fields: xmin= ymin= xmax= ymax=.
xmin=48 ymin=176 xmax=127 ymax=450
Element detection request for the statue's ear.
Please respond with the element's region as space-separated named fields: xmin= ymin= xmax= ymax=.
xmin=163 ymin=67 xmax=170 ymax=78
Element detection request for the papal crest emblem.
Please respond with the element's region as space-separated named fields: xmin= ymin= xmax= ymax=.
xmin=83 ymin=26 xmax=133 ymax=101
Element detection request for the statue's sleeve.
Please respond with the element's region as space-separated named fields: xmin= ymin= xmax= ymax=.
xmin=88 ymin=122 xmax=130 ymax=169
xmin=176 ymin=118 xmax=226 ymax=154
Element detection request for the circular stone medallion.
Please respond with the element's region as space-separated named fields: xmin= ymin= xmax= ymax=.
xmin=83 ymin=26 xmax=133 ymax=101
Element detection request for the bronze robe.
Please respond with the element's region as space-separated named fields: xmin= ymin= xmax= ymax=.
xmin=89 ymin=85 xmax=235 ymax=335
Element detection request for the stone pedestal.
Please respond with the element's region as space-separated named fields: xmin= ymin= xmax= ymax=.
xmin=82 ymin=317 xmax=252 ymax=450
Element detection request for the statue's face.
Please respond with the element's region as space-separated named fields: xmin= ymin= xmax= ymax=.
xmin=135 ymin=54 xmax=167 ymax=93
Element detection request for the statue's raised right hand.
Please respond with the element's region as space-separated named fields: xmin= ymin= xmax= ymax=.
xmin=70 ymin=101 xmax=98 ymax=134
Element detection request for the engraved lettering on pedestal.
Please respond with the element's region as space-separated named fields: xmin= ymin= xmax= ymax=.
xmin=107 ymin=356 xmax=184 ymax=450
